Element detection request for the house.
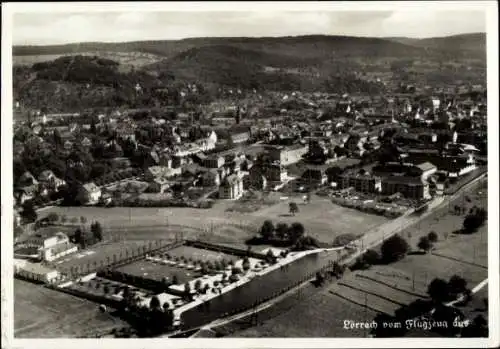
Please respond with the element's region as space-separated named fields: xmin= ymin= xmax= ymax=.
xmin=202 ymin=155 xmax=225 ymax=169
xmin=18 ymin=231 xmax=78 ymax=262
xmin=38 ymin=170 xmax=66 ymax=191
xmin=343 ymin=134 xmax=367 ymax=156
xmin=415 ymin=162 xmax=438 ymax=180
xmin=198 ymin=170 xmax=220 ymax=187
xmin=148 ymin=177 xmax=171 ymax=193
xmin=228 ymin=127 xmax=251 ymax=144
xmin=63 ymin=140 xmax=74 ymax=151
xmin=145 ymin=166 xmax=182 ymax=181
xmin=265 ymin=144 xmax=309 ymax=166
xmin=14 ymin=259 xmax=60 ymax=283
xmin=339 ymin=172 xmax=382 ymax=193
xmin=159 ymin=153 xmax=173 ymax=168
xmin=19 ymin=171 xmax=38 ymax=187
xmin=195 ymin=130 xmax=218 ymax=152
xmin=219 ymin=174 xmax=244 ymax=200
xmin=109 ymin=157 xmax=132 ymax=169
xmin=15 ymin=186 xmax=37 ymax=205
xmin=78 ymin=182 xmax=102 ymax=204
xmin=243 ymin=173 xmax=267 ymax=190
xmin=405 ymin=153 xmax=476 ymax=178
xmin=249 ymin=163 xmax=287 ymax=184
xmin=81 ymin=137 xmax=92 ymax=148
xmin=382 ymin=176 xmax=431 ymax=200
xmin=300 ymin=168 xmax=328 ymax=186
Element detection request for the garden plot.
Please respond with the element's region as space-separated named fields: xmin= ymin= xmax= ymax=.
xmin=339 ymin=274 xmax=427 ymax=306
xmin=66 ymin=276 xmax=153 ymax=300
xmin=329 ymin=283 xmax=401 ymax=315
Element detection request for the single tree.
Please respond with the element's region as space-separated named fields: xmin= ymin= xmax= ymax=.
xmin=74 ymin=228 xmax=84 ymax=245
xmin=21 ymin=201 xmax=37 ymax=223
xmin=162 ymin=302 xmax=170 ymax=312
xmin=259 ymin=220 xmax=275 ymax=240
xmin=80 ymin=216 xmax=87 ymax=225
xmin=149 ymin=295 xmax=161 ymax=310
xmin=315 ymin=271 xmax=325 ymax=286
xmin=428 ymin=231 xmax=438 ymax=243
xmin=418 ymin=236 xmax=433 ymax=253
xmin=427 ymin=278 xmax=452 ymax=303
xmin=363 ymin=249 xmax=380 ymax=266
xmin=194 ymin=279 xmax=202 ymax=292
xmin=172 ymin=274 xmax=179 ymax=285
xmin=448 ymin=275 xmax=468 ymax=297
xmin=47 ymin=212 xmax=59 ymax=223
xmin=381 ymin=234 xmax=409 ymax=263
xmin=91 ymin=221 xmax=103 ymax=242
xmin=289 ymin=202 xmax=299 ymax=216
xmin=266 ymin=249 xmax=276 ymax=264
xmin=242 ymin=258 xmax=251 ymax=271
xmin=288 ymin=222 xmax=305 ymax=243
xmin=275 ymin=222 xmax=289 ymax=240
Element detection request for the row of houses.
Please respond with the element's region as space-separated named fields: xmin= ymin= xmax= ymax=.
xmin=15 ymin=170 xmax=67 ymax=205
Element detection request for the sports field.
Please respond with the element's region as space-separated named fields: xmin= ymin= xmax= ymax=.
xmin=115 ymin=260 xmax=201 ymax=285
xmin=14 ymin=279 xmax=127 ymax=338
xmin=115 ymin=246 xmax=239 ymax=285
xmin=49 ymin=239 xmax=163 ymax=272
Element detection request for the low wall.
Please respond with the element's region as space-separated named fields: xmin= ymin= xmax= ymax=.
xmin=186 ymin=240 xmax=267 ymax=260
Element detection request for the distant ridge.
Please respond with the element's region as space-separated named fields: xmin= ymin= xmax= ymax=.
xmin=385 ymin=33 xmax=486 ymax=52
xmin=13 ymin=33 xmax=486 ymax=57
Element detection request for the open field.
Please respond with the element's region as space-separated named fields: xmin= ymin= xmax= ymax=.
xmin=115 ymin=260 xmax=201 ymax=285
xmin=431 ymin=226 xmax=487 ymax=267
xmin=41 ymin=195 xmax=387 ymax=245
xmin=234 ymin=291 xmax=378 ymax=337
xmin=14 ymin=279 xmax=127 ymax=338
xmin=250 ymin=197 xmax=388 ymax=243
xmin=49 ymin=239 xmax=161 ymax=271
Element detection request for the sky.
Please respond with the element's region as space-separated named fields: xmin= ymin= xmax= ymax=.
xmin=12 ymin=8 xmax=486 ymax=46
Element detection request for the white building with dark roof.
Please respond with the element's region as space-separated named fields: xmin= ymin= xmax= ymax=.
xmin=79 ymin=182 xmax=102 ymax=204
xmin=219 ymin=174 xmax=244 ymax=200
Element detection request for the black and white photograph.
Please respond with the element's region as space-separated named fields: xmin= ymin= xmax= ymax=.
xmin=2 ymin=1 xmax=499 ymax=348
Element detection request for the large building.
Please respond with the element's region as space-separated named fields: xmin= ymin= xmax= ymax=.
xmin=17 ymin=232 xmax=78 ymax=262
xmin=381 ymin=176 xmax=431 ymax=200
xmin=265 ymin=144 xmax=308 ymax=166
xmin=14 ymin=259 xmax=60 ymax=283
xmin=248 ymin=163 xmax=287 ymax=185
xmin=339 ymin=173 xmax=382 ymax=193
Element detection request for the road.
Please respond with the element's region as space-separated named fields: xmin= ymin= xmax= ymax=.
xmin=188 ymin=172 xmax=488 ymax=336
xmin=352 ymin=172 xmax=487 ymax=256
